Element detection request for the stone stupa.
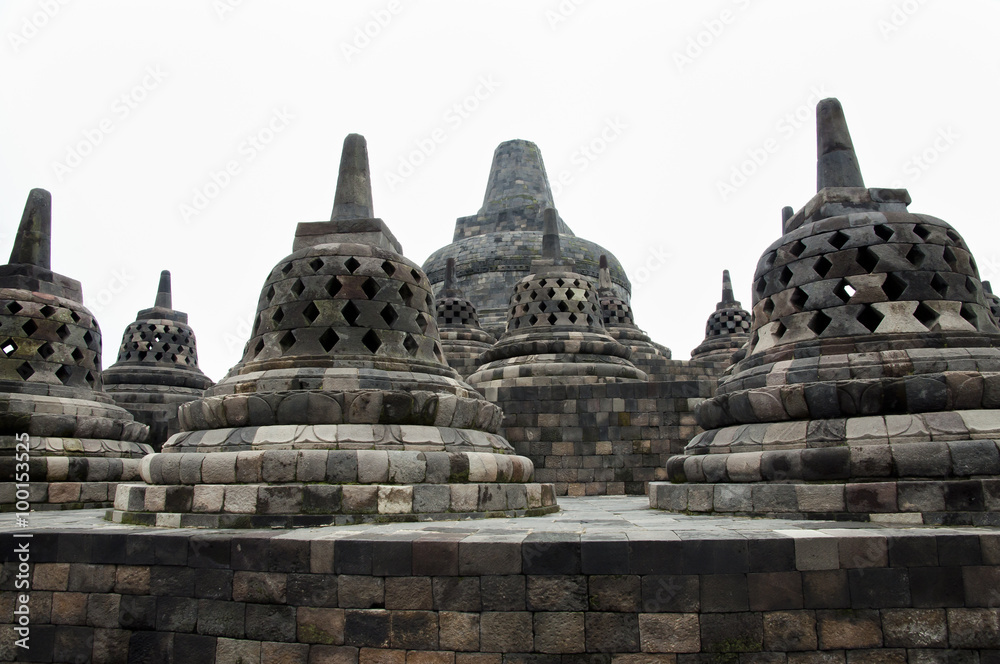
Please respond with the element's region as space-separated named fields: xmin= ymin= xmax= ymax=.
xmin=689 ymin=270 xmax=752 ymax=364
xmin=434 ymin=257 xmax=496 ymax=379
xmin=103 ymin=270 xmax=213 ymax=450
xmin=111 ymin=134 xmax=556 ymax=527
xmin=596 ymin=253 xmax=672 ymax=375
xmin=423 ymin=139 xmax=631 ymax=336
xmin=652 ymin=99 xmax=1000 ymax=524
xmin=0 ymin=189 xmax=150 ymax=510
xmin=468 ymin=209 xmax=646 ymax=396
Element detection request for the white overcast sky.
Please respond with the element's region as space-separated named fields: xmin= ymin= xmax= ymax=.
xmin=2 ymin=1 xmax=998 ymax=381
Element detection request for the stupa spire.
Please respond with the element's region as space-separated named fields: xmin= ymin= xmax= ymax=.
xmin=720 ymin=270 xmax=735 ymax=305
xmin=541 ymin=208 xmax=561 ymax=260
xmin=9 ymin=188 xmax=51 ymax=269
xmin=154 ymin=270 xmax=172 ymax=309
xmin=816 ymin=98 xmax=865 ymax=191
xmin=331 ymin=133 xmax=374 ymax=221
xmin=598 ymin=255 xmax=614 ymax=292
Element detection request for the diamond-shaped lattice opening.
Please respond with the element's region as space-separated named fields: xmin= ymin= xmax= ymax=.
xmin=778 ymin=266 xmax=793 ymax=287
xmin=943 ymin=246 xmax=959 ymax=271
xmin=16 ymin=362 xmax=33 ymax=380
xmin=6 ymin=301 xmax=23 ymax=315
xmin=788 ymin=240 xmax=806 ymax=257
xmin=790 ymin=287 xmax=808 ymax=311
xmin=162 ymin=343 xmax=171 ymax=352
xmin=281 ymin=262 xmax=294 ymax=276
xmin=763 ymin=252 xmax=777 ymax=269
xmin=303 ymin=302 xmax=320 ymax=324
xmin=326 ymin=277 xmax=342 ymax=298
xmin=914 ymin=302 xmax=938 ymax=329
xmin=773 ymin=322 xmax=787 ymax=339
xmin=83 ymin=331 xmax=95 ymax=348
xmin=762 ymin=298 xmax=775 ymax=318
xmin=538 ymin=302 xmax=548 ymax=313
xmin=291 ymin=279 xmax=305 ymax=297
xmin=380 ymin=304 xmax=398 ymax=326
xmin=808 ymin=311 xmax=832 ymax=336
xmin=362 ymin=277 xmax=380 ymax=300
xmin=874 ymin=225 xmax=894 ymax=242
xmin=279 ymin=331 xmax=296 ymax=351
xmin=538 ymin=279 xmax=548 ymax=288
xmin=555 ymin=279 xmax=565 ymax=287
xmin=84 ymin=371 xmax=95 ymax=387
xmin=0 ymin=339 xmax=16 ymax=357
xmin=586 ymin=314 xmax=594 ymax=325
xmin=528 ymin=314 xmax=539 ymax=326
xmin=857 ymin=304 xmax=884 ymax=333
xmin=557 ymin=301 xmax=569 ymax=312
xmin=971 ymin=256 xmax=978 ymax=273
xmin=833 ymin=280 xmax=855 ymax=303
xmin=577 ymin=301 xmax=587 ymax=312
xmin=565 ymin=288 xmax=576 ymax=299
xmin=380 ymin=260 xmax=395 ymax=277
xmin=271 ymin=307 xmax=285 ymax=324
xmin=36 ymin=343 xmax=53 ymax=360
xmin=39 ymin=305 xmax=56 ymax=318
xmin=341 ymin=301 xmax=361 ymax=326
xmin=931 ymin=274 xmax=949 ymax=298
xmin=547 ymin=313 xmax=558 ymax=325
xmin=529 ymin=290 xmax=538 ymax=301
xmin=309 ymin=258 xmax=324 ymax=272
xmin=547 ymin=288 xmax=557 ymax=299
xmin=394 ymin=284 xmax=412 ymax=308
xmin=55 ymin=365 xmax=71 ymax=384
xmin=568 ymin=313 xmax=578 ymax=324
xmin=425 ymin=294 xmax=433 ymax=308
xmin=966 ymin=277 xmax=977 ymax=294
xmin=882 ymin=273 xmax=907 ymax=301
xmin=961 ymin=303 xmax=978 ymax=328
xmin=319 ymin=328 xmax=339 ymax=352
xmin=410 ymin=268 xmax=421 ymax=283
xmin=809 ymin=256 xmax=831 ymax=279
xmin=170 ymin=354 xmax=178 ymax=363
xmin=403 ymin=333 xmax=419 ymax=356
xmin=362 ymin=329 xmax=381 ymax=353
xmin=906 ymin=245 xmax=926 ymax=267
xmin=70 ymin=312 xmax=80 ymax=323
xmin=914 ymin=225 xmax=931 ymax=241
xmin=946 ymin=229 xmax=962 ymax=244
xmin=253 ymin=339 xmax=265 ymax=357
xmin=22 ymin=319 xmax=37 ymax=336
xmin=345 ymin=257 xmax=361 ymax=274
xmin=829 ymin=231 xmax=850 ymax=250
xmin=154 ymin=352 xmax=163 ymax=361
xmin=417 ymin=313 xmax=429 ymax=334
xmin=857 ymin=246 xmax=879 ymax=273
xmin=755 ymin=278 xmax=768 ymax=297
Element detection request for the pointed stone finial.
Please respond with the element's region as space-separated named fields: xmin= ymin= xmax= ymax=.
xmin=331 ymin=133 xmax=374 ymax=221
xmin=598 ymin=254 xmax=614 ymax=291
xmin=154 ymin=270 xmax=172 ymax=309
xmin=541 ymin=208 xmax=561 ymax=260
xmin=816 ymin=98 xmax=864 ymax=191
xmin=781 ymin=206 xmax=795 ymax=234
xmin=985 ymin=281 xmax=994 ymax=295
xmin=444 ymin=258 xmax=457 ymax=290
xmin=9 ymin=188 xmax=52 ymax=269
xmin=721 ymin=270 xmax=735 ymax=304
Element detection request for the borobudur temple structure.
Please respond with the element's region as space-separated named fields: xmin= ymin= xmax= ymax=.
xmin=422 ymin=139 xmax=632 ymax=337
xmin=652 ymin=98 xmax=1000 ymax=524
xmin=110 ymin=134 xmax=557 ymax=527
xmin=434 ymin=257 xmax=496 ymax=379
xmin=102 ymin=270 xmax=213 ymax=451
xmin=689 ymin=269 xmax=752 ymax=364
xmin=0 ymin=189 xmax=151 ymax=510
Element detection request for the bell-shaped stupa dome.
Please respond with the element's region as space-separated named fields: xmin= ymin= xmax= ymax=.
xmin=690 ymin=270 xmax=751 ymax=363
xmin=435 ymin=257 xmax=495 ymax=379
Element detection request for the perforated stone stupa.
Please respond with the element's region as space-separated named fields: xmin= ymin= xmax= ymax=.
xmin=689 ymin=269 xmax=752 ymax=363
xmin=423 ymin=139 xmax=631 ymax=336
xmin=111 ymin=134 xmax=556 ymax=527
xmin=0 ymin=189 xmax=151 ymax=510
xmin=103 ymin=270 xmax=213 ymax=450
xmin=435 ymin=257 xmax=495 ymax=379
xmin=652 ymin=99 xmax=1000 ymax=524
xmin=597 ymin=253 xmax=672 ymax=374
xmin=468 ymin=209 xmax=646 ymax=394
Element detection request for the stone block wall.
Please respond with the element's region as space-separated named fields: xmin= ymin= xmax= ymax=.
xmin=6 ymin=528 xmax=1000 ymax=662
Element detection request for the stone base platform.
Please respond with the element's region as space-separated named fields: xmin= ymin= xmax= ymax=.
xmin=5 ymin=497 xmax=1000 ymax=662
xmin=650 ymin=480 xmax=1000 ymax=525
xmin=0 ymin=456 xmax=144 ymax=511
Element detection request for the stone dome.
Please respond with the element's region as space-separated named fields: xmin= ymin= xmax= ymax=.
xmin=597 ymin=254 xmax=672 ymax=366
xmin=690 ymin=270 xmax=751 ymax=363
xmin=435 ymin=257 xmax=495 ymax=379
